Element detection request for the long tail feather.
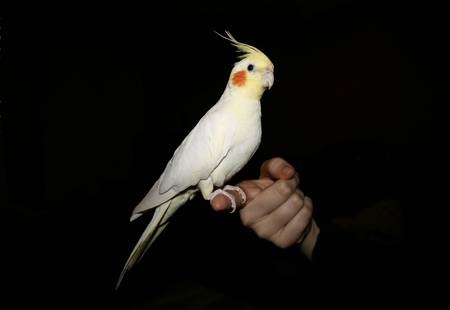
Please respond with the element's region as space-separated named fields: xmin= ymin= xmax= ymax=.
xmin=115 ymin=200 xmax=171 ymax=290
xmin=116 ymin=189 xmax=197 ymax=289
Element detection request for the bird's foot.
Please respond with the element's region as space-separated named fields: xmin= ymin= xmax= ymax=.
xmin=208 ymin=185 xmax=246 ymax=213
xmin=223 ymin=185 xmax=247 ymax=206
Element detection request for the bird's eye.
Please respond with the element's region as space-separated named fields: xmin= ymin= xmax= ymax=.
xmin=247 ymin=64 xmax=254 ymax=71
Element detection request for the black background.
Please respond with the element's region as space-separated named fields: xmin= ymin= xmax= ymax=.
xmin=2 ymin=1 xmax=449 ymax=308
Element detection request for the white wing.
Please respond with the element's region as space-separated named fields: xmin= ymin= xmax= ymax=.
xmin=159 ymin=109 xmax=233 ymax=193
xmin=131 ymin=106 xmax=235 ymax=217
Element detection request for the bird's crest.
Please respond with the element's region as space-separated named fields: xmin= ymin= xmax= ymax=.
xmin=215 ymin=31 xmax=271 ymax=62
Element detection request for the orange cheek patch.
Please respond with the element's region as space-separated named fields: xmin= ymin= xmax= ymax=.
xmin=231 ymin=70 xmax=247 ymax=87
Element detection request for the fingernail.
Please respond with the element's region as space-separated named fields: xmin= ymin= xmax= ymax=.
xmin=282 ymin=166 xmax=293 ymax=176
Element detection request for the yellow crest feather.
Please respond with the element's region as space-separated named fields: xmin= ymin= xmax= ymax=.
xmin=215 ymin=30 xmax=268 ymax=60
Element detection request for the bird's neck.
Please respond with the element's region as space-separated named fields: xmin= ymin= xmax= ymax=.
xmin=221 ymin=86 xmax=262 ymax=118
xmin=225 ymin=82 xmax=265 ymax=100
xmin=233 ymin=84 xmax=264 ymax=101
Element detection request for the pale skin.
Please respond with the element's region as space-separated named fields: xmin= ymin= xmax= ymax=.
xmin=210 ymin=157 xmax=320 ymax=260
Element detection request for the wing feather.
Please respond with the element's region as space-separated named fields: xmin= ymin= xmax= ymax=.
xmin=131 ymin=107 xmax=234 ymax=218
xmin=159 ymin=109 xmax=233 ymax=193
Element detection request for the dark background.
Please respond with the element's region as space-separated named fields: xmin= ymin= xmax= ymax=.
xmin=2 ymin=1 xmax=448 ymax=308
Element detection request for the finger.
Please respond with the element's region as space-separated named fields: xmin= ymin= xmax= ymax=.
xmin=251 ymin=191 xmax=306 ymax=239
xmin=240 ymin=177 xmax=299 ymax=224
xmin=276 ymin=196 xmax=314 ymax=248
xmin=210 ymin=182 xmax=262 ymax=212
xmin=210 ymin=179 xmax=273 ymax=212
xmin=210 ymin=192 xmax=238 ymax=211
xmin=260 ymin=157 xmax=296 ymax=180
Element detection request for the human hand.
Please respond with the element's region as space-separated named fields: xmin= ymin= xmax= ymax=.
xmin=210 ymin=157 xmax=319 ymax=258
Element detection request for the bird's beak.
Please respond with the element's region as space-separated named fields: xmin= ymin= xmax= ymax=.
xmin=263 ymin=69 xmax=274 ymax=90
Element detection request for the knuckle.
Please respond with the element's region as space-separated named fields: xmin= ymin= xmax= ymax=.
xmin=270 ymin=231 xmax=291 ymax=249
xmin=240 ymin=214 xmax=252 ymax=227
xmin=277 ymin=180 xmax=293 ymax=196
xmin=276 ymin=237 xmax=291 ymax=249
xmin=291 ymin=193 xmax=303 ymax=208
xmin=255 ymin=227 xmax=271 ymax=240
xmin=303 ymin=204 xmax=313 ymax=218
xmin=304 ymin=196 xmax=314 ymax=211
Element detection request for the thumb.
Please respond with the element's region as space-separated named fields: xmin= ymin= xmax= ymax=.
xmin=260 ymin=157 xmax=296 ymax=180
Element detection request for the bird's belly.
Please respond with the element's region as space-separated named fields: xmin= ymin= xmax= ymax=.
xmin=211 ymin=123 xmax=261 ymax=187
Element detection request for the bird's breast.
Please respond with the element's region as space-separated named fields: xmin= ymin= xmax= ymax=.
xmin=211 ymin=115 xmax=262 ymax=186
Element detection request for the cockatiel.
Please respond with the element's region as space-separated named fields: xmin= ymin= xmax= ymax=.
xmin=116 ymin=31 xmax=274 ymax=288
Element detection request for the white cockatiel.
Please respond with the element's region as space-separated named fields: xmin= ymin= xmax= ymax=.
xmin=116 ymin=32 xmax=274 ymax=288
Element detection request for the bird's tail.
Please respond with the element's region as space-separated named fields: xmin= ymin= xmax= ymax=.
xmin=115 ymin=200 xmax=171 ymax=290
xmin=115 ymin=189 xmax=197 ymax=289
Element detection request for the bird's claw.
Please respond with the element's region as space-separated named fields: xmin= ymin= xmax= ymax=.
xmin=223 ymin=185 xmax=247 ymax=205
xmin=208 ymin=186 xmax=246 ymax=213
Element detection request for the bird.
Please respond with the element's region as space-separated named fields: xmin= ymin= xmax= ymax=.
xmin=116 ymin=31 xmax=274 ymax=289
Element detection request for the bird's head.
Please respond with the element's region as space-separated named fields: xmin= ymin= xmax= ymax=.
xmin=218 ymin=31 xmax=274 ymax=100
